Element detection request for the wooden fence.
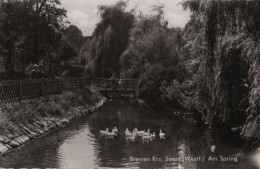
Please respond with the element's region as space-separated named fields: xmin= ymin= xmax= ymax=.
xmin=0 ymin=76 xmax=91 ymax=103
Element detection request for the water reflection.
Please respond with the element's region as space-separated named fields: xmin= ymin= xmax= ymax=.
xmin=0 ymin=99 xmax=258 ymax=169
xmin=251 ymin=148 xmax=260 ymax=169
xmin=58 ymin=124 xmax=97 ymax=168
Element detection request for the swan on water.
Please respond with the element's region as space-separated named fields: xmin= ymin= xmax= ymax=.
xmin=105 ymin=131 xmax=117 ymax=137
xmin=151 ymin=132 xmax=156 ymax=139
xmin=134 ymin=128 xmax=145 ymax=136
xmin=112 ymin=126 xmax=118 ymax=134
xmin=142 ymin=135 xmax=152 ymax=143
xmin=125 ymin=128 xmax=130 ymax=134
xmin=143 ymin=129 xmax=151 ymax=136
xmin=159 ymin=129 xmax=165 ymax=139
xmin=125 ymin=128 xmax=135 ymax=137
xmin=99 ymin=128 xmax=109 ymax=135
xmin=126 ymin=131 xmax=135 ymax=137
xmin=126 ymin=132 xmax=137 ymax=143
xmin=211 ymin=145 xmax=216 ymax=152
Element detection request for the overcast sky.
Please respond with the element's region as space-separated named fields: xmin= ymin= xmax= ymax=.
xmin=60 ymin=0 xmax=190 ymax=36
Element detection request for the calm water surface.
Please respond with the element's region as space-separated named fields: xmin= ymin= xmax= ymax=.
xmin=0 ymin=99 xmax=259 ymax=169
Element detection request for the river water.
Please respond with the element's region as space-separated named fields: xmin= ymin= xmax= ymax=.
xmin=0 ymin=99 xmax=259 ymax=169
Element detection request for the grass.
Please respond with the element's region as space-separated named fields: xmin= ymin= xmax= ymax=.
xmin=0 ymin=87 xmax=102 ymax=135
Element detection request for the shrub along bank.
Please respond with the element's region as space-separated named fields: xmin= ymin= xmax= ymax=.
xmin=0 ymin=87 xmax=106 ymax=155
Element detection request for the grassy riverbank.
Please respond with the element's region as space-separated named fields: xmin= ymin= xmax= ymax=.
xmin=0 ymin=87 xmax=106 ymax=154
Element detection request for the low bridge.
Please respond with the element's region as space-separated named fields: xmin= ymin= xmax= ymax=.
xmin=91 ymin=77 xmax=139 ymax=97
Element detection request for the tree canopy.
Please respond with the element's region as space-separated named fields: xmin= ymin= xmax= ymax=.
xmin=64 ymin=25 xmax=84 ymax=50
xmin=0 ymin=0 xmax=66 ymax=73
xmin=57 ymin=40 xmax=77 ymax=65
xmin=83 ymin=0 xmax=135 ymax=77
xmin=120 ymin=6 xmax=183 ymax=106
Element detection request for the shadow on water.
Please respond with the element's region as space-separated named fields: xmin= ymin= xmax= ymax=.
xmin=0 ymin=99 xmax=259 ymax=169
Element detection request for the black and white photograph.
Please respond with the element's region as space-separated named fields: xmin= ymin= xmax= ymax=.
xmin=0 ymin=0 xmax=260 ymax=168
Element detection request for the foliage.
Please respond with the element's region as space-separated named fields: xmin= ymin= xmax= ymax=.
xmin=175 ymin=0 xmax=260 ymax=137
xmin=120 ymin=9 xmax=183 ymax=106
xmin=0 ymin=0 xmax=66 ymax=73
xmin=64 ymin=25 xmax=84 ymax=50
xmin=56 ymin=40 xmax=77 ymax=65
xmin=84 ymin=0 xmax=135 ymax=77
xmin=119 ymin=0 xmax=260 ymax=140
xmin=95 ymin=0 xmax=133 ymax=36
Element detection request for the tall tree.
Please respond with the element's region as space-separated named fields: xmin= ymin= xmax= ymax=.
xmin=120 ymin=7 xmax=182 ymax=105
xmin=0 ymin=0 xmax=66 ymax=73
xmin=84 ymin=0 xmax=135 ymax=77
xmin=0 ymin=0 xmax=30 ymax=72
xmin=180 ymin=0 xmax=260 ymax=138
xmin=64 ymin=25 xmax=84 ymax=50
xmin=57 ymin=40 xmax=77 ymax=65
xmin=30 ymin=0 xmax=67 ymax=63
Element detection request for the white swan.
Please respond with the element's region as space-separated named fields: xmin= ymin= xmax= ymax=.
xmin=105 ymin=131 xmax=117 ymax=137
xmin=104 ymin=128 xmax=117 ymax=139
xmin=143 ymin=129 xmax=151 ymax=136
xmin=151 ymin=132 xmax=156 ymax=139
xmin=99 ymin=128 xmax=109 ymax=135
xmin=211 ymin=145 xmax=216 ymax=152
xmin=134 ymin=128 xmax=145 ymax=136
xmin=159 ymin=129 xmax=165 ymax=139
xmin=125 ymin=128 xmax=135 ymax=137
xmin=126 ymin=131 xmax=135 ymax=137
xmin=142 ymin=135 xmax=151 ymax=143
xmin=112 ymin=126 xmax=118 ymax=134
xmin=126 ymin=132 xmax=137 ymax=143
xmin=125 ymin=128 xmax=130 ymax=134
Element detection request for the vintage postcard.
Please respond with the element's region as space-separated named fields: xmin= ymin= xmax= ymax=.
xmin=0 ymin=0 xmax=260 ymax=169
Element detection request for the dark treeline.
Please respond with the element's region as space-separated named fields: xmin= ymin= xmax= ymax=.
xmin=81 ymin=0 xmax=260 ymax=144
xmin=0 ymin=0 xmax=86 ymax=78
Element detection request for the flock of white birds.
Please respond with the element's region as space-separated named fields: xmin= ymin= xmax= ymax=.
xmin=99 ymin=127 xmax=166 ymax=143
